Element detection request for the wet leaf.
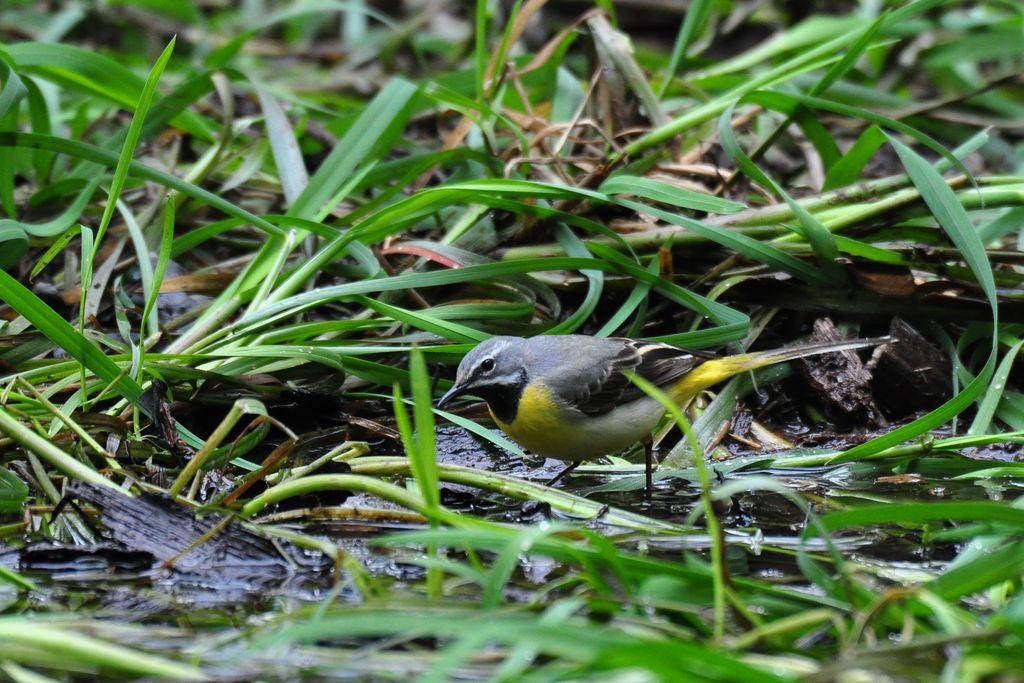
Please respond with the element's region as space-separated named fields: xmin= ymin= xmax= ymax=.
xmin=0 ymin=468 xmax=28 ymax=513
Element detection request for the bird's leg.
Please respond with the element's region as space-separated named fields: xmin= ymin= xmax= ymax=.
xmin=643 ymin=435 xmax=654 ymax=499
xmin=545 ymin=461 xmax=580 ymax=487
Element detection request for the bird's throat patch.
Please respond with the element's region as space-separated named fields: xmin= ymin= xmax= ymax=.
xmin=481 ymin=368 xmax=528 ymax=424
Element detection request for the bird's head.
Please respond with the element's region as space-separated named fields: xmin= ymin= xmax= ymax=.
xmin=437 ymin=336 xmax=527 ymax=409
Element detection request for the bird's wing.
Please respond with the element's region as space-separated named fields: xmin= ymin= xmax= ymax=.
xmin=568 ymin=339 xmax=712 ymax=416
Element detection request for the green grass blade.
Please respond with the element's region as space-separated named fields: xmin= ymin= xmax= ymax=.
xmin=599 ymin=175 xmax=746 ymax=214
xmin=610 ymin=197 xmax=830 ymax=285
xmin=657 ymin=0 xmax=713 ymax=97
xmin=0 ymin=53 xmax=28 ymax=119
xmin=812 ymin=501 xmax=1024 ymax=532
xmin=931 ymin=539 xmax=1024 ymax=600
xmin=5 ymin=41 xmax=209 ymax=139
xmin=822 ymin=125 xmax=887 ymax=190
xmin=236 ymin=256 xmax=748 ymax=341
xmin=92 ymin=37 xmax=175 ymax=248
xmin=0 ymin=55 xmax=29 ymax=221
xmin=258 ymin=88 xmax=309 ymax=205
xmin=969 ymin=338 xmax=1024 ymax=435
xmin=833 ymin=135 xmax=998 ymax=462
xmin=717 ymin=103 xmax=845 ymax=283
xmin=0 ymin=132 xmax=284 ymax=237
xmin=596 ymin=254 xmax=658 ymax=337
xmin=288 ymin=78 xmax=418 ymax=220
xmin=0 ymin=406 xmax=119 ymax=490
xmin=0 ymin=468 xmax=28 ymax=513
xmin=0 ymin=622 xmax=206 ymax=680
xmin=625 ymin=24 xmax=862 ymax=156
xmin=809 ymin=11 xmax=888 ymax=97
xmin=5 ymin=42 xmax=144 ymax=109
xmin=546 ymin=224 xmax=604 ymax=334
xmin=0 ymin=222 xmax=27 ymax=269
xmin=0 ymin=267 xmax=144 ymax=408
xmin=14 ymin=176 xmax=102 ymax=238
xmin=140 ymin=197 xmax=175 ymax=339
xmin=766 ymin=91 xmax=976 ymax=183
xmin=354 ymin=296 xmax=488 ymax=343
xmin=0 ymin=566 xmax=37 ymax=591
xmin=409 ymin=347 xmax=440 ymax=513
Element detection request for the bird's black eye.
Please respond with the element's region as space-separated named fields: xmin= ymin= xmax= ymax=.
xmin=480 ymin=357 xmax=495 ymax=372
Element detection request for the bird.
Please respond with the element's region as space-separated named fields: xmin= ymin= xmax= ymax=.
xmin=436 ymin=334 xmax=887 ymax=495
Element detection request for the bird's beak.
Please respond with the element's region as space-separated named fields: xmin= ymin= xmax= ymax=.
xmin=437 ymin=382 xmax=470 ymax=409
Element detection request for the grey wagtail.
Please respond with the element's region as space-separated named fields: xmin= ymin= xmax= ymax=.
xmin=437 ymin=334 xmax=886 ymax=494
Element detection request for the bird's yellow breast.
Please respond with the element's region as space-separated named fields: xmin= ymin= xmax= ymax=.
xmin=491 ymin=380 xmax=665 ymax=462
xmin=491 ymin=381 xmax=564 ymax=454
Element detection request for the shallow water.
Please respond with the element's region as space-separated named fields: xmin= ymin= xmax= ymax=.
xmin=2 ymin=422 xmax=1020 ymax=680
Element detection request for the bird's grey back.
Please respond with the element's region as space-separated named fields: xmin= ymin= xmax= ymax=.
xmin=521 ymin=335 xmax=628 ymax=388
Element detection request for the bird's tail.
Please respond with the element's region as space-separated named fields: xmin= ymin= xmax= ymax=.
xmin=671 ymin=337 xmax=889 ymax=400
